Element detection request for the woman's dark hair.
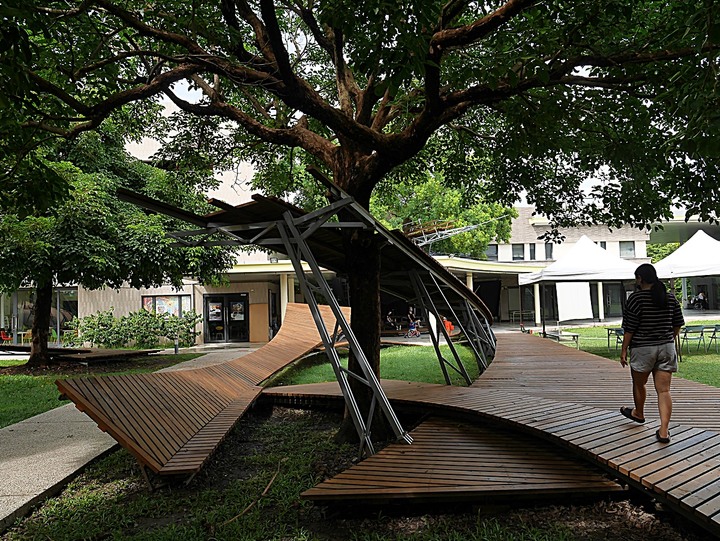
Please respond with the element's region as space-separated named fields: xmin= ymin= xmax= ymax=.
xmin=635 ymin=263 xmax=667 ymax=308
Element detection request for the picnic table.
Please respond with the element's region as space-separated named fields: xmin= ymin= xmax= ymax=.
xmin=544 ymin=331 xmax=579 ymax=349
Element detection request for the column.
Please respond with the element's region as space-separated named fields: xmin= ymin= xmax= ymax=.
xmin=597 ymin=282 xmax=605 ymax=321
xmin=288 ymin=275 xmax=295 ymax=303
xmin=534 ymin=283 xmax=541 ymax=325
xmin=465 ymin=272 xmax=473 ymax=290
xmin=280 ymin=273 xmax=288 ymax=320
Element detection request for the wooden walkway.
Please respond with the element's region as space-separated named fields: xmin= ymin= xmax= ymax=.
xmin=57 ymin=303 xmax=346 ymax=478
xmin=264 ymin=333 xmax=720 ymax=537
xmin=303 ymin=417 xmax=623 ymax=502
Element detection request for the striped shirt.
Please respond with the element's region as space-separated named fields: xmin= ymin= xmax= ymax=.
xmin=622 ymin=289 xmax=684 ymax=347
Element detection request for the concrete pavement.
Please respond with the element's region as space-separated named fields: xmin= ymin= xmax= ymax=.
xmin=0 ymin=345 xmax=256 ymax=533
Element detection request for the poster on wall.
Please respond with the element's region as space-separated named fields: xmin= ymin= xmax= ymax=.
xmin=230 ymin=301 xmax=245 ymax=321
xmin=208 ymin=302 xmax=223 ymax=321
xmin=155 ymin=296 xmax=179 ymax=316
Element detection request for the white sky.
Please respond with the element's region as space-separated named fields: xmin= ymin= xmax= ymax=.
xmin=124 ymin=87 xmax=255 ymax=206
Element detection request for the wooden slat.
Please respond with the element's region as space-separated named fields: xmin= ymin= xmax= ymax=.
xmin=267 ymin=332 xmax=720 ymax=538
xmin=56 ymin=303 xmax=347 ymax=477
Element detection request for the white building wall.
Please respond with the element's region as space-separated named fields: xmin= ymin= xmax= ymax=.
xmin=498 ymin=206 xmax=650 ymax=264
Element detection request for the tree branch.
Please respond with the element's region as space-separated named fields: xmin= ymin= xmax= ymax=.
xmin=432 ymin=0 xmax=538 ymax=50
xmin=93 ymin=0 xmax=211 ymax=56
xmin=164 ymin=90 xmax=336 ymax=164
xmin=23 ymin=64 xmax=200 ymax=137
xmin=259 ymin=0 xmax=296 ymax=83
xmin=290 ymin=0 xmax=336 ymax=60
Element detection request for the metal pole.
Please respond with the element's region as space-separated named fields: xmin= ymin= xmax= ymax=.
xmin=278 ymin=214 xmax=411 ymax=452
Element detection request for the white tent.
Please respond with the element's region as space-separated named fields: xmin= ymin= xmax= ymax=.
xmin=519 ymin=235 xmax=638 ymax=285
xmin=654 ymin=230 xmax=720 ymax=279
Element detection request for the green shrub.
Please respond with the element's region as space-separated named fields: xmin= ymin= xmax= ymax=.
xmin=67 ymin=308 xmax=202 ymax=349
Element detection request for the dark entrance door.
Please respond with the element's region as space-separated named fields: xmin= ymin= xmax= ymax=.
xmin=204 ymin=293 xmax=249 ymax=342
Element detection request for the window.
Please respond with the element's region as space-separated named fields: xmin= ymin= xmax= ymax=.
xmin=545 ymin=243 xmax=554 ymax=260
xmin=486 ymin=244 xmax=498 ymax=261
xmin=594 ymin=240 xmax=607 ymax=249
xmin=619 ymin=241 xmax=635 ymax=258
xmin=512 ymin=244 xmax=524 ymax=260
xmin=142 ymin=295 xmax=191 ymax=317
xmin=529 ymin=243 xmax=536 ymax=260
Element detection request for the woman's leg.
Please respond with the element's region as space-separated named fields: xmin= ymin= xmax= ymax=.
xmin=630 ymin=369 xmax=651 ymax=420
xmin=653 ymin=369 xmax=673 ymax=438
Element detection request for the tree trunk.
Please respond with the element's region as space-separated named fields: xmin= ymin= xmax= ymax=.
xmin=26 ymin=282 xmax=54 ymax=367
xmin=335 ymin=226 xmax=392 ymax=443
xmin=331 ymin=149 xmax=393 ymax=444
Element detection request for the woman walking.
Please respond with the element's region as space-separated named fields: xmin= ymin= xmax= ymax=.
xmin=620 ymin=263 xmax=684 ymax=443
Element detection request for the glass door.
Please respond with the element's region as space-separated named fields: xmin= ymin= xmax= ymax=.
xmin=204 ymin=293 xmax=250 ymax=343
xmin=205 ymin=296 xmax=226 ymax=342
xmin=227 ymin=294 xmax=249 ymax=341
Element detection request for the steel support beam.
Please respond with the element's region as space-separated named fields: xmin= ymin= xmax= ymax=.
xmin=409 ymin=271 xmax=472 ymax=386
xmin=277 ymin=213 xmax=411 ymax=456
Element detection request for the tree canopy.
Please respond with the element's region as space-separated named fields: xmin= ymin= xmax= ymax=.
xmin=3 ymin=1 xmax=719 ymax=229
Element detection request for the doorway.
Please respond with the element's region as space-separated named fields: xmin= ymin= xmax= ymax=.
xmin=204 ymin=293 xmax=249 ymax=342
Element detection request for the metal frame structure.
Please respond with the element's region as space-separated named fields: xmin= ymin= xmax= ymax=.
xmin=276 ymin=210 xmax=412 ymax=455
xmin=118 ymin=183 xmax=496 ymax=456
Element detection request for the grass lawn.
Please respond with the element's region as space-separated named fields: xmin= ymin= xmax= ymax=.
xmin=565 ymin=319 xmax=720 ymax=388
xmin=271 ymin=343 xmax=480 ymax=387
xmin=0 ymin=353 xmax=201 ymax=429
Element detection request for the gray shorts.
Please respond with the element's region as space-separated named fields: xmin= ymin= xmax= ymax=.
xmin=629 ymin=342 xmax=678 ymax=373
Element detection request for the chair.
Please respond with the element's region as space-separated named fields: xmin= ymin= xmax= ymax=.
xmin=613 ymin=328 xmax=624 ymax=351
xmin=0 ymin=330 xmax=12 ymax=345
xmin=681 ymin=325 xmax=706 ymax=353
xmin=706 ymin=325 xmax=720 ymax=353
xmin=212 ymin=325 xmax=224 ymax=341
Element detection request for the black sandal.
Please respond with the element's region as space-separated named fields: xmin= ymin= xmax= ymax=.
xmin=655 ymin=429 xmax=671 ymax=444
xmin=620 ymin=406 xmax=645 ymax=423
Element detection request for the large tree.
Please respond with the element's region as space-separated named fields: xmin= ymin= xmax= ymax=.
xmin=0 ymin=126 xmax=236 ymax=366
xmin=3 ymin=0 xmax=720 ymax=417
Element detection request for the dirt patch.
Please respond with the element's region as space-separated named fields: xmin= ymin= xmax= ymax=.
xmin=0 ymin=355 xmax=180 ymax=376
xmin=190 ymin=408 xmax=710 ymax=541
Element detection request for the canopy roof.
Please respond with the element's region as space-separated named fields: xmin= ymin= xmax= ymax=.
xmin=118 ymin=187 xmax=494 ymax=323
xmin=519 ymin=235 xmax=637 ymax=285
xmin=654 ymin=230 xmax=720 ymax=279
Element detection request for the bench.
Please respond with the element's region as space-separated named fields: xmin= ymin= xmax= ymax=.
xmin=510 ymin=310 xmax=534 ymax=323
xmin=57 ymin=303 xmax=346 ymax=480
xmin=544 ymin=331 xmax=579 ymax=349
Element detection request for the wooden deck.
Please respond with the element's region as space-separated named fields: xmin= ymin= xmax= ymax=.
xmin=57 ymin=303 xmax=346 ymax=477
xmin=264 ymin=332 xmax=720 ymax=537
xmin=303 ymin=417 xmax=623 ymax=503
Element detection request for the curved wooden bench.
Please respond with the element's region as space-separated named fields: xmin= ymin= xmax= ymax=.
xmin=56 ymin=303 xmax=347 ymax=478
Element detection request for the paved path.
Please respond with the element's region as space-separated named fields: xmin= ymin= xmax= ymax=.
xmin=0 ymin=346 xmax=255 ymax=532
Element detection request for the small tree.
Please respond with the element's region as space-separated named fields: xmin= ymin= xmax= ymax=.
xmin=0 ymin=129 xmax=235 ymax=366
xmin=371 ymin=173 xmax=516 ymax=258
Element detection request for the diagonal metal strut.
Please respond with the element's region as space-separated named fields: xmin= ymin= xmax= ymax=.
xmin=277 ymin=212 xmax=412 ymax=456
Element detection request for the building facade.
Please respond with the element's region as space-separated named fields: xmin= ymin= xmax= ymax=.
xmin=7 ymin=205 xmax=705 ymax=347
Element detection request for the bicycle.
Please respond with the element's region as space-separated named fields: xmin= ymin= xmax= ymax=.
xmin=404 ymin=320 xmax=421 ymax=338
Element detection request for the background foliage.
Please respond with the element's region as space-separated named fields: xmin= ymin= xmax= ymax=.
xmin=66 ymin=308 xmax=202 ymax=349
